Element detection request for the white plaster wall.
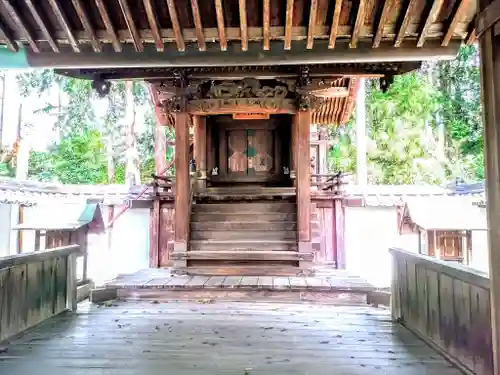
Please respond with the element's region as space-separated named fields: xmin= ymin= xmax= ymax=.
xmin=0 ymin=203 xmax=11 ymax=257
xmin=470 ymin=229 xmax=489 ymax=274
xmin=344 ymin=206 xmax=419 ymax=288
xmin=88 ymin=206 xmax=150 ymax=286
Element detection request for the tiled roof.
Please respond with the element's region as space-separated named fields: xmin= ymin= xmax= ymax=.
xmin=0 ymin=178 xmax=487 ymax=208
xmin=0 ymin=178 xmax=132 ymax=205
xmin=344 ymin=184 xmax=485 ymax=207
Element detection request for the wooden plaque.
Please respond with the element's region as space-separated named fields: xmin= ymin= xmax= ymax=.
xmin=233 ymin=113 xmax=270 ymax=120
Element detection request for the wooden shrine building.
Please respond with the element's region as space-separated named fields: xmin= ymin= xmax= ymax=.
xmin=11 ymin=3 xmax=500 ymax=375
xmin=0 ymin=0 xmax=476 ymax=276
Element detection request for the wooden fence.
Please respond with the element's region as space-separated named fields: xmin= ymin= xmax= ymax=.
xmin=390 ymin=247 xmax=492 ymax=375
xmin=0 ymin=245 xmax=81 ymax=343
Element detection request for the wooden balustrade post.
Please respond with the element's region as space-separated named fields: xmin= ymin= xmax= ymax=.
xmin=173 ymin=112 xmax=190 ymax=269
xmin=66 ymin=252 xmax=77 ymax=311
xmin=296 ymin=110 xmax=312 ymax=270
xmin=194 ymin=115 xmax=207 ymax=190
xmin=478 ymin=3 xmax=500 ymax=373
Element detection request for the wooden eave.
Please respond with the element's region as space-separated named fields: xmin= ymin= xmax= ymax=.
xmin=0 ymin=0 xmax=476 ymax=66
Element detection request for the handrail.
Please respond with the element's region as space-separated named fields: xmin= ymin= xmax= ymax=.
xmin=389 ymin=247 xmax=489 ymax=289
xmin=390 ymin=247 xmax=492 ymax=375
xmin=0 ymin=244 xmax=80 ymax=269
xmin=0 ymin=243 xmax=81 ymax=343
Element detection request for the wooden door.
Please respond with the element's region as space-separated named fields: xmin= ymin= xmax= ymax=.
xmin=219 ymin=120 xmax=278 ymax=183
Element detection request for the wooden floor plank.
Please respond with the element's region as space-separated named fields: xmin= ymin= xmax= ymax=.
xmin=273 ymin=277 xmax=291 ymax=290
xmin=258 ymin=276 xmax=274 ymax=289
xmin=203 ymin=276 xmax=226 ymax=289
xmin=289 ymin=277 xmax=307 ymax=290
xmin=0 ymin=301 xmax=463 ymax=375
xmin=222 ymin=276 xmax=242 ymax=289
xmin=239 ymin=276 xmax=259 ymax=289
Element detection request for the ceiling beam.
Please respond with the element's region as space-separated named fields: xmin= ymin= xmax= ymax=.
xmin=0 ymin=18 xmax=17 ymax=52
xmin=71 ymin=0 xmax=101 ymax=52
xmin=307 ymin=0 xmax=318 ymax=49
xmin=442 ymin=0 xmax=468 ymax=46
xmin=190 ymin=0 xmax=206 ymax=51
xmin=166 ymin=0 xmax=185 ymax=52
xmin=417 ymin=0 xmax=444 ymax=47
xmin=26 ymin=40 xmax=459 ymax=69
xmin=94 ymin=0 xmax=121 ymax=52
xmin=263 ymin=0 xmax=270 ymax=51
xmin=239 ymin=0 xmax=248 ymax=51
xmin=142 ymin=0 xmax=164 ymax=51
xmin=328 ymin=0 xmax=342 ymax=48
xmin=117 ymin=0 xmax=143 ymax=52
xmin=24 ymin=0 xmax=59 ymax=52
xmin=284 ymin=0 xmax=294 ymax=50
xmin=350 ymin=0 xmax=365 ymax=48
xmin=1 ymin=0 xmax=39 ymax=52
xmin=394 ymin=0 xmax=418 ymax=47
xmin=373 ymin=0 xmax=392 ymax=48
xmin=214 ymin=0 xmax=227 ymax=51
xmin=47 ymin=0 xmax=80 ymax=52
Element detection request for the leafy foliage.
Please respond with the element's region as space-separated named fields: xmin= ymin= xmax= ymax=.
xmin=329 ymin=45 xmax=483 ymax=184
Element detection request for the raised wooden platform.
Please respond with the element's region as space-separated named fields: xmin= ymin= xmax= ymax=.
xmin=103 ymin=268 xmax=380 ymax=304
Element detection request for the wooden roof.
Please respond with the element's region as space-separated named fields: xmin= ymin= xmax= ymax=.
xmin=0 ymin=0 xmax=475 ymax=69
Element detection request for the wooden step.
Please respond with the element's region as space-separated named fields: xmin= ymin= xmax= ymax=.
xmin=176 ymin=265 xmax=307 ymax=276
xmin=191 ymin=221 xmax=297 ymax=231
xmin=193 ymin=202 xmax=296 ymax=213
xmin=191 ymin=212 xmax=296 ymax=222
xmin=190 ymin=240 xmax=298 ymax=251
xmin=172 ymin=250 xmax=312 ymax=261
xmin=191 ymin=230 xmax=297 ymax=241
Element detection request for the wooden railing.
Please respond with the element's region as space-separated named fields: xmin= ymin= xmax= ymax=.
xmin=310 ymin=172 xmax=348 ymax=193
xmin=0 ymin=245 xmax=81 ymax=343
xmin=390 ymin=248 xmax=492 ymax=375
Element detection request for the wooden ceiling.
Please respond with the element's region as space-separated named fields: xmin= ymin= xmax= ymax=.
xmin=0 ymin=0 xmax=476 ymax=56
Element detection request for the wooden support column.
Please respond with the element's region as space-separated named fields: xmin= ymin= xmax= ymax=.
xmin=478 ymin=2 xmax=500 ymax=373
xmin=193 ymin=115 xmax=206 ymax=190
xmin=291 ymin=114 xmax=298 ymax=186
xmin=296 ymin=110 xmax=312 ymax=270
xmin=173 ymin=112 xmax=190 ymax=268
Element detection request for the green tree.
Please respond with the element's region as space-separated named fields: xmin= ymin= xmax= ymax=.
xmin=29 ymin=129 xmax=107 ymax=183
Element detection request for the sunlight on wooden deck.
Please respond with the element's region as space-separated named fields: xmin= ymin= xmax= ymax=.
xmin=0 ymin=301 xmax=461 ymax=375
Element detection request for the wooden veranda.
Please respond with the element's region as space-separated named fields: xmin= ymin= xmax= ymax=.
xmin=4 ymin=1 xmax=500 ymax=375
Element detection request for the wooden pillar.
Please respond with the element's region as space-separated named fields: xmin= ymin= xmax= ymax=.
xmin=478 ymin=4 xmax=500 ymax=373
xmin=296 ymin=110 xmax=311 ymax=269
xmin=193 ymin=115 xmax=207 ymax=190
xmin=149 ymin=200 xmax=160 ymax=268
xmin=173 ymin=112 xmax=190 ymax=268
xmin=291 ymin=115 xmax=298 ymax=186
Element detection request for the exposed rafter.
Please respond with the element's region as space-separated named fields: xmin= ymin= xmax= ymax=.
xmin=190 ymin=0 xmax=206 ymax=51
xmin=71 ymin=0 xmax=101 ymax=52
xmin=142 ymin=0 xmax=164 ymax=52
xmin=263 ymin=0 xmax=271 ymax=51
xmin=307 ymin=0 xmax=318 ymax=49
xmin=94 ymin=0 xmax=121 ymax=52
xmin=166 ymin=0 xmax=185 ymax=52
xmin=417 ymin=0 xmax=444 ymax=47
xmin=350 ymin=0 xmax=365 ymax=49
xmin=24 ymin=0 xmax=59 ymax=52
xmin=394 ymin=0 xmax=418 ymax=47
xmin=1 ymin=0 xmax=38 ymax=52
xmin=284 ymin=0 xmax=294 ymax=50
xmin=442 ymin=0 xmax=468 ymax=47
xmin=47 ymin=0 xmax=80 ymax=52
xmin=328 ymin=0 xmax=342 ymax=49
xmin=215 ymin=0 xmax=227 ymax=51
xmin=117 ymin=0 xmax=143 ymax=52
